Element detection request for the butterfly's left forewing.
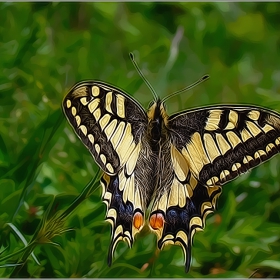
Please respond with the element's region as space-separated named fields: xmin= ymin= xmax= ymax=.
xmin=63 ymin=81 xmax=147 ymax=175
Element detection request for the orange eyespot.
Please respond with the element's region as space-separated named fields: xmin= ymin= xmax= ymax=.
xmin=149 ymin=213 xmax=164 ymax=230
xmin=133 ymin=212 xmax=144 ymax=230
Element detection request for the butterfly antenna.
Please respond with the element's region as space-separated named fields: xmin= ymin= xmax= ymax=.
xmin=129 ymin=52 xmax=158 ymax=101
xmin=162 ymin=74 xmax=209 ymax=103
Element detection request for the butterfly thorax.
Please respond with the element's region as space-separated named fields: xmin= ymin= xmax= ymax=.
xmin=147 ymin=100 xmax=166 ymax=150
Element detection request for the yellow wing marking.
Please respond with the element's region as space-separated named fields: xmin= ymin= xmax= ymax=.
xmin=134 ymin=188 xmax=142 ymax=210
xmin=185 ymin=182 xmax=194 ymax=198
xmin=106 ymin=163 xmax=114 ymax=173
xmin=88 ymin=98 xmax=100 ymax=113
xmin=162 ymin=234 xmax=175 ymax=244
xmin=205 ymin=109 xmax=222 ymax=131
xmin=243 ymin=154 xmax=252 ymax=166
xmin=248 ymin=155 xmax=254 ymax=162
xmin=116 ymin=94 xmax=125 ymax=118
xmin=118 ymin=170 xmax=126 ymax=191
xmin=171 ymin=144 xmax=190 ymax=182
xmin=80 ymin=97 xmax=89 ymax=106
xmin=93 ymin=108 xmax=101 ymax=121
xmin=220 ymin=170 xmax=230 ymax=181
xmin=115 ymin=123 xmax=136 ymax=165
xmin=99 ymin=114 xmax=111 ymax=131
xmin=75 ymin=115 xmax=81 ymax=126
xmin=95 ymin=143 xmax=100 ymax=155
xmin=189 ymin=216 xmax=203 ymax=229
xmin=123 ymin=175 xmax=132 ymax=203
xmin=71 ymin=106 xmax=77 ymax=116
xmin=103 ymin=191 xmax=112 ymax=207
xmin=79 ymin=125 xmax=87 ymax=136
xmin=203 ymin=133 xmax=221 ymax=162
xmin=232 ymin=162 xmax=241 ymax=172
xmin=91 ymin=86 xmax=100 ymax=97
xmin=100 ymin=154 xmax=106 ymax=165
xmin=241 ymin=128 xmax=251 ymax=142
xmin=176 ymin=230 xmax=188 ymax=241
xmin=189 ymin=174 xmax=197 ymax=189
xmin=182 ymin=132 xmax=210 ymax=174
xmin=107 ymin=208 xmax=117 ymax=222
xmin=125 ymin=143 xmax=141 ymax=176
xmin=226 ymin=131 xmax=241 ymax=148
xmin=66 ymin=99 xmax=71 ymax=108
xmin=246 ymin=121 xmax=262 ymax=137
xmin=262 ymin=124 xmax=274 ymax=134
xmin=168 ymin=179 xmax=180 ymax=207
xmin=178 ymin=174 xmax=197 ymax=198
xmin=105 ymin=91 xmax=113 ymax=114
xmin=224 ymin=110 xmax=238 ymax=130
xmin=255 ymin=149 xmax=266 ymax=159
xmin=110 ymin=122 xmax=125 ymax=149
xmin=201 ymin=201 xmax=212 ymax=215
xmin=178 ymin=183 xmax=187 ymax=208
xmin=88 ymin=134 xmax=94 ymax=144
xmin=266 ymin=143 xmax=275 ymax=153
xmin=104 ymin=119 xmax=118 ymax=140
xmin=216 ymin=133 xmax=231 ymax=155
xmin=206 ymin=176 xmax=219 ymax=186
xmin=248 ymin=110 xmax=260 ymax=121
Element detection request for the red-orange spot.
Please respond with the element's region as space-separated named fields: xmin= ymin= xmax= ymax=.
xmin=133 ymin=212 xmax=143 ymax=229
xmin=149 ymin=213 xmax=164 ymax=230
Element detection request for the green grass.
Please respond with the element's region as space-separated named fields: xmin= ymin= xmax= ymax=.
xmin=1 ymin=2 xmax=280 ymax=277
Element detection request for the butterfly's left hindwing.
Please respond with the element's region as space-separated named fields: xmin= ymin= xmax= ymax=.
xmin=63 ymin=81 xmax=147 ymax=175
xmin=100 ymin=169 xmax=145 ymax=266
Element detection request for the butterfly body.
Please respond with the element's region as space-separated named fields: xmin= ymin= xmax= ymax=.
xmin=63 ymin=80 xmax=280 ymax=272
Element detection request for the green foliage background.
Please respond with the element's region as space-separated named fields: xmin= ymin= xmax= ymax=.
xmin=1 ymin=2 xmax=280 ymax=278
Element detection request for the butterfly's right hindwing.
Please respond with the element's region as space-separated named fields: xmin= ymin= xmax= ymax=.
xmin=63 ymin=82 xmax=148 ymax=175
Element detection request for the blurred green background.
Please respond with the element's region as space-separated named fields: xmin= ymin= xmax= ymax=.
xmin=1 ymin=2 xmax=280 ymax=278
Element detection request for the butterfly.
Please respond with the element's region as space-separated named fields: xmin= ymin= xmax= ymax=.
xmin=63 ymin=69 xmax=280 ymax=272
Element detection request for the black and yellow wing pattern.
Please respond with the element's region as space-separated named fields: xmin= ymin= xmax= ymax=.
xmin=63 ymin=81 xmax=280 ymax=272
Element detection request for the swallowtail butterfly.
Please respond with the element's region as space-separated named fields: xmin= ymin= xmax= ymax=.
xmin=63 ymin=60 xmax=280 ymax=272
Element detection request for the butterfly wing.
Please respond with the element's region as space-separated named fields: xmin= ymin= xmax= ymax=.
xmin=63 ymin=81 xmax=148 ymax=264
xmin=63 ymin=81 xmax=147 ymax=175
xmin=169 ymin=105 xmax=280 ymax=186
xmin=149 ymin=105 xmax=280 ymax=272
